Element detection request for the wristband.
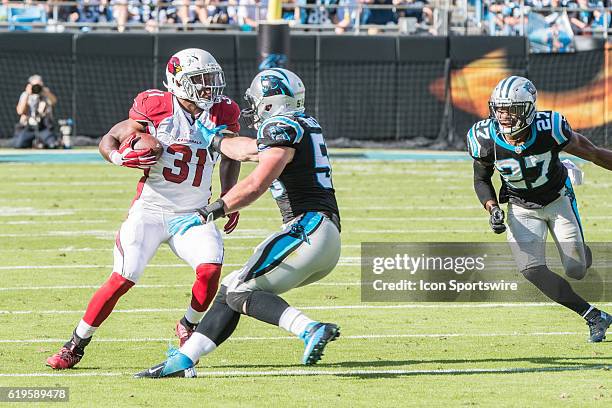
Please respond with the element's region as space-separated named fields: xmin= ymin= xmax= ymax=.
xmin=211 ymin=134 xmax=224 ymax=153
xmin=197 ymin=198 xmax=227 ymax=222
xmin=109 ymin=150 xmax=122 ymax=166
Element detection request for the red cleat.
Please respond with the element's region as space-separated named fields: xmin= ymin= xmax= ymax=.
xmin=46 ymin=347 xmax=82 ymax=370
xmin=175 ymin=320 xmax=195 ymax=348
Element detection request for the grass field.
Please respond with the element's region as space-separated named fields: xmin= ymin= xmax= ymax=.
xmin=0 ymin=149 xmax=610 ymax=407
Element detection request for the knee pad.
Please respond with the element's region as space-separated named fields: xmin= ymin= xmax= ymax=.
xmin=226 ymin=290 xmax=252 ymax=314
xmin=564 ymin=262 xmax=587 ymax=280
xmin=520 ymin=265 xmax=548 ymax=282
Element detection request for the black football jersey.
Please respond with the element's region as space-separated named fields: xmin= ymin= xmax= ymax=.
xmin=257 ymin=112 xmax=340 ymax=223
xmin=467 ymin=111 xmax=573 ymax=208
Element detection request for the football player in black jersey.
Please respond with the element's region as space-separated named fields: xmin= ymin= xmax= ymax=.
xmin=468 ymin=76 xmax=612 ymax=343
xmin=136 ymin=68 xmax=342 ymax=378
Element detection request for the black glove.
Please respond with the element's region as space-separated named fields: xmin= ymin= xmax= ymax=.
xmin=489 ymin=205 xmax=506 ymax=234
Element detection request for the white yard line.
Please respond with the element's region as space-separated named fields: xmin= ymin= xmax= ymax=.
xmin=0 ymin=229 xmax=501 ymax=238
xmin=2 ymin=303 xmax=610 ymax=315
xmin=0 ymin=205 xmax=481 ymax=212
xmin=0 ymin=282 xmax=361 ymax=291
xmin=0 ymin=257 xmax=360 ymax=271
xmin=0 ymin=365 xmax=608 ymax=378
xmin=0 ymin=244 xmax=364 ymax=253
xmin=0 ymin=331 xmax=586 ymax=344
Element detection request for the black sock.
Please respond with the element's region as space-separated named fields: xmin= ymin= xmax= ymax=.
xmin=195 ymin=286 xmax=240 ymax=346
xmin=63 ymin=330 xmax=92 ymax=356
xmin=521 ymin=266 xmax=591 ymax=316
xmin=244 ymin=291 xmax=290 ymax=326
xmin=584 ymin=307 xmax=601 ymax=321
xmin=180 ymin=316 xmax=198 ymax=330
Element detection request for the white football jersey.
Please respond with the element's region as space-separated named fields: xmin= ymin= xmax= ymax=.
xmin=129 ymin=90 xmax=240 ymax=212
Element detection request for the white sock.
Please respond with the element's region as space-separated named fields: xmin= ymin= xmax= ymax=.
xmin=75 ymin=320 xmax=97 ymax=339
xmin=278 ymin=307 xmax=316 ymax=337
xmin=180 ymin=332 xmax=217 ymax=362
xmin=184 ymin=306 xmax=205 ymax=326
xmin=582 ymin=305 xmax=595 ymax=319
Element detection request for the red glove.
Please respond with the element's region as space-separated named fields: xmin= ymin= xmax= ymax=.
xmin=221 ymin=191 xmax=239 ymax=234
xmin=110 ymin=134 xmax=157 ymax=169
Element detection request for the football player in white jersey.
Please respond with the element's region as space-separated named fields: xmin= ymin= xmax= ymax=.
xmin=47 ymin=48 xmax=242 ymax=369
xmin=469 ymin=76 xmax=612 ymax=342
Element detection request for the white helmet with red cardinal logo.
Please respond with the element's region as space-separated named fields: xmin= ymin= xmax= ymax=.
xmin=164 ymin=48 xmax=225 ymax=110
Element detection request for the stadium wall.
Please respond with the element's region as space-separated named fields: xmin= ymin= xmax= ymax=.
xmin=0 ymin=33 xmax=608 ymax=147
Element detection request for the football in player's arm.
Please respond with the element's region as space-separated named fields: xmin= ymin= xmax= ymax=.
xmin=469 ymin=75 xmax=612 ymax=343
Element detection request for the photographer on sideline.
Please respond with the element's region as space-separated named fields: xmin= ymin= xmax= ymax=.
xmin=14 ymin=75 xmax=59 ymax=149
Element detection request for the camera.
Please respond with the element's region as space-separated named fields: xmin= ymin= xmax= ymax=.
xmin=31 ymin=84 xmax=43 ymax=94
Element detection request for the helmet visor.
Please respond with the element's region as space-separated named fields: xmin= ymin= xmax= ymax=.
xmin=184 ymin=70 xmax=225 ymax=104
xmin=489 ymin=101 xmax=531 ymax=134
xmin=242 ymin=92 xmax=260 ymax=129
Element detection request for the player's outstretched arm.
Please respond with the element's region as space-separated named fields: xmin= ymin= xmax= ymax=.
xmin=563 ymin=131 xmax=612 ymax=171
xmin=212 ymin=134 xmax=259 ymax=162
xmin=221 ymin=146 xmax=294 ymax=213
xmin=167 ymin=147 xmax=294 ymax=235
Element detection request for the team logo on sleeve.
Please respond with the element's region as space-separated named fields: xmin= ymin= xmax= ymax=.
xmin=268 ymin=125 xmax=292 ymax=141
xmin=261 ymin=75 xmax=294 ymax=98
xmin=167 ymin=57 xmax=182 ymax=75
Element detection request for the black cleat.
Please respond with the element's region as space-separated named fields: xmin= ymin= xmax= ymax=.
xmin=587 ymin=310 xmax=612 ymax=343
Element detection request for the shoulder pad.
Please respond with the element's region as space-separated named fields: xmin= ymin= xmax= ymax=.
xmin=257 ymin=116 xmax=304 ymax=151
xmin=209 ymin=97 xmax=241 ymax=133
xmin=467 ymin=119 xmax=494 ymax=159
xmin=549 ymin=111 xmax=572 ymax=146
xmin=129 ymin=90 xmax=173 ymax=128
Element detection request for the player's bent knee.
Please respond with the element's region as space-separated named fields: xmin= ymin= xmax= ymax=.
xmin=520 ymin=265 xmax=548 ymax=282
xmin=226 ymin=290 xmax=251 ymax=314
xmin=195 ymin=263 xmax=222 ymax=283
xmin=564 ymin=262 xmax=587 ymax=280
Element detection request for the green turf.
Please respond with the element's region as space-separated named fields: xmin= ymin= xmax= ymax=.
xmin=0 ymin=152 xmax=610 ymax=407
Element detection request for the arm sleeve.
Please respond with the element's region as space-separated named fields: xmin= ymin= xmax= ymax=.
xmin=473 ymin=160 xmax=497 ymax=207
xmin=257 ymin=119 xmax=303 ymax=152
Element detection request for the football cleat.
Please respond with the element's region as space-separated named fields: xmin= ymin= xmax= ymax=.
xmin=299 ymin=322 xmax=340 ymax=365
xmin=175 ymin=320 xmax=195 ymax=348
xmin=46 ymin=347 xmax=83 ymax=370
xmin=134 ymin=347 xmax=196 ymax=379
xmin=46 ymin=331 xmax=91 ymax=370
xmin=587 ymin=310 xmax=612 ymax=343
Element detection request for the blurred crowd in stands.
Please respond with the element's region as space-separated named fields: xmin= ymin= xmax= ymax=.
xmin=0 ymin=0 xmax=609 ymax=36
xmin=485 ymin=0 xmax=610 ymax=36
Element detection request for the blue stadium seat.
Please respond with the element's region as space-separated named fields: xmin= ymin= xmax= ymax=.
xmin=9 ymin=6 xmax=47 ymax=31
